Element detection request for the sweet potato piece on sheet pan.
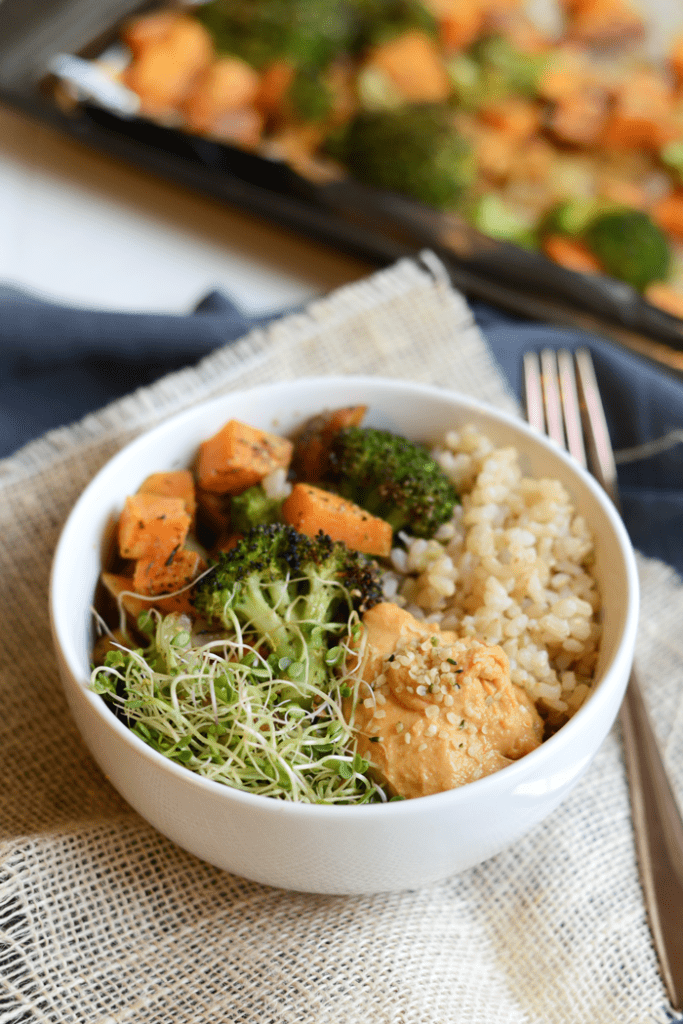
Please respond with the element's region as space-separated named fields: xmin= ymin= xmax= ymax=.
xmin=652 ymin=192 xmax=683 ymax=243
xmin=365 ymin=30 xmax=451 ymax=103
xmin=122 ymin=15 xmax=213 ymax=117
xmin=183 ymin=57 xmax=261 ymax=134
xmin=543 ymin=235 xmax=604 ymax=274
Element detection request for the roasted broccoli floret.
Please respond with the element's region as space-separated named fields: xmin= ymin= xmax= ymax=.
xmin=469 ymin=35 xmax=549 ymax=100
xmin=471 ymin=194 xmax=538 ymax=250
xmin=540 ymin=197 xmax=607 ymax=239
xmin=197 ymin=0 xmax=359 ymax=71
xmin=327 ymin=426 xmax=459 ymax=537
xmin=540 ymin=201 xmax=671 ymax=290
xmin=354 ymin=0 xmax=437 ymax=48
xmin=230 ymin=484 xmax=284 ymax=533
xmin=661 ymin=140 xmax=683 ymax=185
xmin=328 ymin=105 xmax=474 ymax=209
xmin=583 ymin=210 xmax=671 ymax=292
xmin=287 ymin=68 xmax=335 ymax=121
xmin=193 ymin=524 xmax=382 ymax=698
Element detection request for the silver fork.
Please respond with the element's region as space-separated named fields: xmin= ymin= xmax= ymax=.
xmin=524 ymin=348 xmax=683 ymax=1012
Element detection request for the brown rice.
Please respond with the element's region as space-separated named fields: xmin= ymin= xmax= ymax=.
xmin=381 ymin=424 xmax=601 ymax=727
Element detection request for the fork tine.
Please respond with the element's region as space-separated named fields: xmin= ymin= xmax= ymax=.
xmin=574 ymin=348 xmax=619 ymax=508
xmin=540 ymin=348 xmax=566 ymax=451
xmin=557 ymin=349 xmax=587 ymax=469
xmin=522 ymin=351 xmax=545 ymax=435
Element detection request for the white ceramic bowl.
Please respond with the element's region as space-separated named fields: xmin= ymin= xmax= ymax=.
xmin=50 ymin=376 xmax=639 ymax=895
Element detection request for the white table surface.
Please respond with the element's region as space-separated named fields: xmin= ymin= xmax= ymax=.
xmin=0 ymin=102 xmax=374 ymax=317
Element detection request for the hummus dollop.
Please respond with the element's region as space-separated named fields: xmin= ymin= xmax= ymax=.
xmin=346 ymin=602 xmax=544 ymax=799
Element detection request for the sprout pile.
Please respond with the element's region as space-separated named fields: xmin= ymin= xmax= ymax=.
xmin=91 ymin=524 xmax=388 ymax=803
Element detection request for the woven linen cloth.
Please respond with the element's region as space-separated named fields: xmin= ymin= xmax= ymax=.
xmin=1 ymin=254 xmax=681 ymax=1024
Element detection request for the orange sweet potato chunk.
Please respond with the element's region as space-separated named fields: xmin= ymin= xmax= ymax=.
xmin=366 ymin=30 xmax=451 ymax=103
xmin=282 ymin=484 xmax=392 ymax=557
xmin=428 ymin=0 xmax=486 ymax=52
xmin=183 ymin=56 xmax=261 ymax=133
xmin=292 ymin=405 xmax=367 ymax=482
xmin=645 ymin=283 xmax=683 ymax=320
xmin=138 ymin=470 xmax=197 ymax=523
xmin=102 ymin=571 xmax=197 ymax=619
xmin=652 ymin=192 xmax=683 ymax=242
xmin=256 ymin=59 xmax=296 ymax=117
xmin=672 ymin=34 xmax=683 ymax=92
xmin=197 ymin=419 xmax=294 ymax=494
xmin=118 ymin=493 xmax=191 ymax=560
xmin=122 ymin=15 xmax=213 ymax=117
xmin=133 ymin=547 xmax=206 ymax=596
xmin=543 ymin=235 xmax=604 ymax=274
xmin=120 ymin=10 xmax=182 ymax=57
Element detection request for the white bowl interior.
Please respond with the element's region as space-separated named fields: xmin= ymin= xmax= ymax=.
xmin=50 ymin=377 xmax=639 ymax=893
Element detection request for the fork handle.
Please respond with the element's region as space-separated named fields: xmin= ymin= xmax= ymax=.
xmin=619 ymin=671 xmax=683 ymax=1010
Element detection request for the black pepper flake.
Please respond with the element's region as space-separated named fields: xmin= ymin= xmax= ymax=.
xmin=164 ymin=545 xmax=180 ymax=566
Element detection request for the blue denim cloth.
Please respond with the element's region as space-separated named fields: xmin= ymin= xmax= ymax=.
xmin=2 ymin=286 xmax=682 ymax=574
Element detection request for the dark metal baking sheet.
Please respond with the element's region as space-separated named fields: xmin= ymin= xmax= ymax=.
xmin=2 ymin=0 xmax=683 ymax=371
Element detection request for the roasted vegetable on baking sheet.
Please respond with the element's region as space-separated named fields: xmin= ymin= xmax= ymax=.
xmin=95 ymin=0 xmax=683 ymax=313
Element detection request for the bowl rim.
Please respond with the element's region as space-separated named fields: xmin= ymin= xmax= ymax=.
xmin=49 ymin=375 xmax=640 ymax=818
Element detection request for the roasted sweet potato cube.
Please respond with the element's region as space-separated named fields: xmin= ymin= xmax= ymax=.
xmin=102 ymin=570 xmax=197 ymax=619
xmin=480 ymin=98 xmax=541 ymax=141
xmin=429 ymin=0 xmax=485 ymax=52
xmin=672 ymin=34 xmax=683 ymax=92
xmin=366 ymin=30 xmax=451 ymax=103
xmin=197 ymin=419 xmax=293 ymax=494
xmin=120 ymin=10 xmax=182 ymax=57
xmin=282 ymin=484 xmax=392 ymax=557
xmin=645 ymin=283 xmax=683 ymax=320
xmin=138 ymin=470 xmax=197 ymax=524
xmin=118 ymin=493 xmax=191 ymax=560
xmin=542 ymin=235 xmax=604 ymax=274
xmin=292 ymin=405 xmax=367 ymax=482
xmin=652 ymin=192 xmax=683 ymax=242
xmin=600 ymin=70 xmax=678 ymax=151
xmin=564 ymin=0 xmax=644 ymax=46
xmin=256 ymin=59 xmax=296 ymax=117
xmin=183 ymin=56 xmax=260 ymax=133
xmin=133 ymin=547 xmax=206 ymax=596
xmin=122 ymin=15 xmax=213 ymax=116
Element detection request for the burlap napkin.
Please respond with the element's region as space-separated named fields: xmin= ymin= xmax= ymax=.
xmin=1 ymin=254 xmax=681 ymax=1024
